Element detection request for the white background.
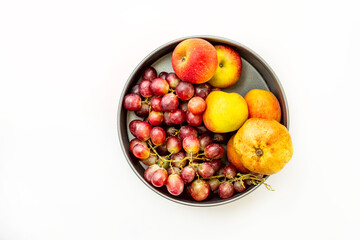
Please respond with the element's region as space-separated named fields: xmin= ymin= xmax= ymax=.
xmin=1 ymin=0 xmax=359 ymax=239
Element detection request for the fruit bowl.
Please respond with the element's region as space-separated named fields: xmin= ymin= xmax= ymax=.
xmin=117 ymin=36 xmax=289 ymax=207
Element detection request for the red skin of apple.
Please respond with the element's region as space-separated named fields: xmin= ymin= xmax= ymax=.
xmin=172 ymin=38 xmax=218 ymax=84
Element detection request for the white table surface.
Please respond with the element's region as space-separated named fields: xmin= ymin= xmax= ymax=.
xmin=1 ymin=0 xmax=359 ymax=239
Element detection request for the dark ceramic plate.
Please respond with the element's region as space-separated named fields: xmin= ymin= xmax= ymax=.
xmin=117 ymin=36 xmax=289 ymax=207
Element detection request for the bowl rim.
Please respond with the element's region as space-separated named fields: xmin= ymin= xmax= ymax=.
xmin=117 ymin=35 xmax=289 ymax=207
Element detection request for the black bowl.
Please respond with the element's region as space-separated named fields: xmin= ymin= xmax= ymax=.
xmin=117 ymin=36 xmax=289 ymax=207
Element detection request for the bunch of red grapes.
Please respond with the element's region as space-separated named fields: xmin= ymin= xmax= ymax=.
xmin=123 ymin=67 xmax=267 ymax=201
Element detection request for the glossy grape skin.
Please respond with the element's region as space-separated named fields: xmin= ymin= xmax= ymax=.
xmin=129 ymin=120 xmax=142 ymax=137
xmin=129 ymin=138 xmax=146 ymax=152
xmin=196 ymin=125 xmax=211 ymax=135
xmin=156 ymin=144 xmax=168 ymax=156
xmin=144 ymin=164 xmax=160 ymax=183
xmin=123 ymin=94 xmax=142 ymax=111
xmin=165 ymin=126 xmax=178 ymax=136
xmin=165 ymin=73 xmax=181 ymax=89
xmin=223 ymin=164 xmax=237 ymax=179
xmin=166 ymin=174 xmax=184 ymax=196
xmin=158 ymin=71 xmax=168 ymax=79
xmin=204 ymin=144 xmax=225 ymax=159
xmin=234 ymin=180 xmax=246 ymax=193
xmin=182 ymin=136 xmax=200 ymax=154
xmin=208 ymin=178 xmax=221 ymax=191
xmin=139 ymin=80 xmax=153 ymax=97
xmin=141 ymin=154 xmax=157 ymax=166
xmin=194 ymin=83 xmax=211 ymax=99
xmin=185 ymin=111 xmax=202 ymax=126
xmin=135 ymin=102 xmax=149 ymax=117
xmin=134 ymin=121 xmax=151 ymax=141
xmin=213 ymin=133 xmax=228 ymax=144
xmin=198 ymin=162 xmax=215 ymax=178
xmin=167 ymin=167 xmax=181 ymax=176
xmin=150 ymin=78 xmax=169 ymax=96
xmin=151 ymin=168 xmax=168 ymax=187
xmin=199 ymin=134 xmax=212 ymax=151
xmin=131 ymin=84 xmax=140 ymax=96
xmin=188 ymin=97 xmax=207 ymax=114
xmin=169 ymin=109 xmax=186 ymax=125
xmin=171 ymin=151 xmax=187 ymax=168
xmin=180 ymin=166 xmax=195 ymax=183
xmin=166 ymin=136 xmax=182 ymax=154
xmin=218 ymin=182 xmax=234 ymax=199
xmin=209 ymin=159 xmax=222 ymax=172
xmin=142 ymin=66 xmax=157 ymax=81
xmin=179 ymin=101 xmax=189 ymax=112
xmin=176 ymin=81 xmax=194 ymax=100
xmin=190 ymin=179 xmax=210 ymax=201
xmin=161 ymin=93 xmax=179 ymax=112
xmin=150 ymin=97 xmax=162 ymax=112
xmin=148 ymin=111 xmax=164 ymax=126
xmin=132 ymin=143 xmax=150 ymax=159
xmin=163 ymin=112 xmax=172 ymax=125
xmin=150 ymin=127 xmax=166 ymax=145
xmin=179 ymin=125 xmax=198 ymax=141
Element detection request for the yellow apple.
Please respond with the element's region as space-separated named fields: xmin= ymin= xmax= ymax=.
xmin=208 ymin=45 xmax=242 ymax=88
xmin=202 ymin=91 xmax=248 ymax=133
xmin=233 ymin=118 xmax=293 ymax=175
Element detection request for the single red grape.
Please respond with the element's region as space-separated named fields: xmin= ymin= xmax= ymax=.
xmin=158 ymin=71 xmax=168 ymax=79
xmin=169 ymin=109 xmax=186 ymax=125
xmin=151 ymin=168 xmax=168 ymax=187
xmin=178 ymin=125 xmax=198 ymax=141
xmin=150 ymin=97 xmax=162 ymax=111
xmin=129 ymin=138 xmax=146 ymax=152
xmin=198 ymin=162 xmax=215 ymax=178
xmin=199 ymin=134 xmax=212 ymax=151
xmin=171 ymin=151 xmax=187 ymax=168
xmin=176 ymin=81 xmax=194 ymax=100
xmin=142 ymin=66 xmax=157 ymax=81
xmin=123 ymin=94 xmax=141 ymax=111
xmin=165 ymin=73 xmax=181 ymax=89
xmin=190 ymin=179 xmax=210 ymax=201
xmin=166 ymin=174 xmax=184 ymax=196
xmin=179 ymin=101 xmax=188 ymax=112
xmin=135 ymin=102 xmax=149 ymax=118
xmin=129 ymin=120 xmax=142 ymax=137
xmin=132 ymin=143 xmax=150 ymax=159
xmin=182 ymin=136 xmax=200 ymax=154
xmin=161 ymin=93 xmax=179 ymax=112
xmin=180 ymin=166 xmax=195 ymax=183
xmin=196 ymin=125 xmax=211 ymax=135
xmin=150 ymin=78 xmax=169 ymax=96
xmin=131 ymin=84 xmax=140 ymax=96
xmin=144 ymin=164 xmax=160 ymax=183
xmin=148 ymin=111 xmax=163 ymax=126
xmin=188 ymin=96 xmax=206 ymax=114
xmin=141 ymin=154 xmax=158 ymax=166
xmin=209 ymin=159 xmax=222 ymax=172
xmin=213 ymin=133 xmax=228 ymax=144
xmin=194 ymin=83 xmax=211 ymax=99
xmin=234 ymin=180 xmax=246 ymax=193
xmin=204 ymin=144 xmax=224 ymax=159
xmin=208 ymin=178 xmax=221 ymax=191
xmin=218 ymin=181 xmax=234 ymax=199
xmin=156 ymin=144 xmax=168 ymax=156
xmin=139 ymin=80 xmax=153 ymax=97
xmin=224 ymin=164 xmax=237 ymax=179
xmin=163 ymin=112 xmax=172 ymax=125
xmin=134 ymin=121 xmax=151 ymax=141
xmin=166 ymin=136 xmax=181 ymax=154
xmin=165 ymin=126 xmax=178 ymax=136
xmin=150 ymin=127 xmax=166 ymax=145
xmin=186 ymin=111 xmax=202 ymax=126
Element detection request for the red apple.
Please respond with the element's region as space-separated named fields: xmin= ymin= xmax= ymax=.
xmin=172 ymin=38 xmax=218 ymax=84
